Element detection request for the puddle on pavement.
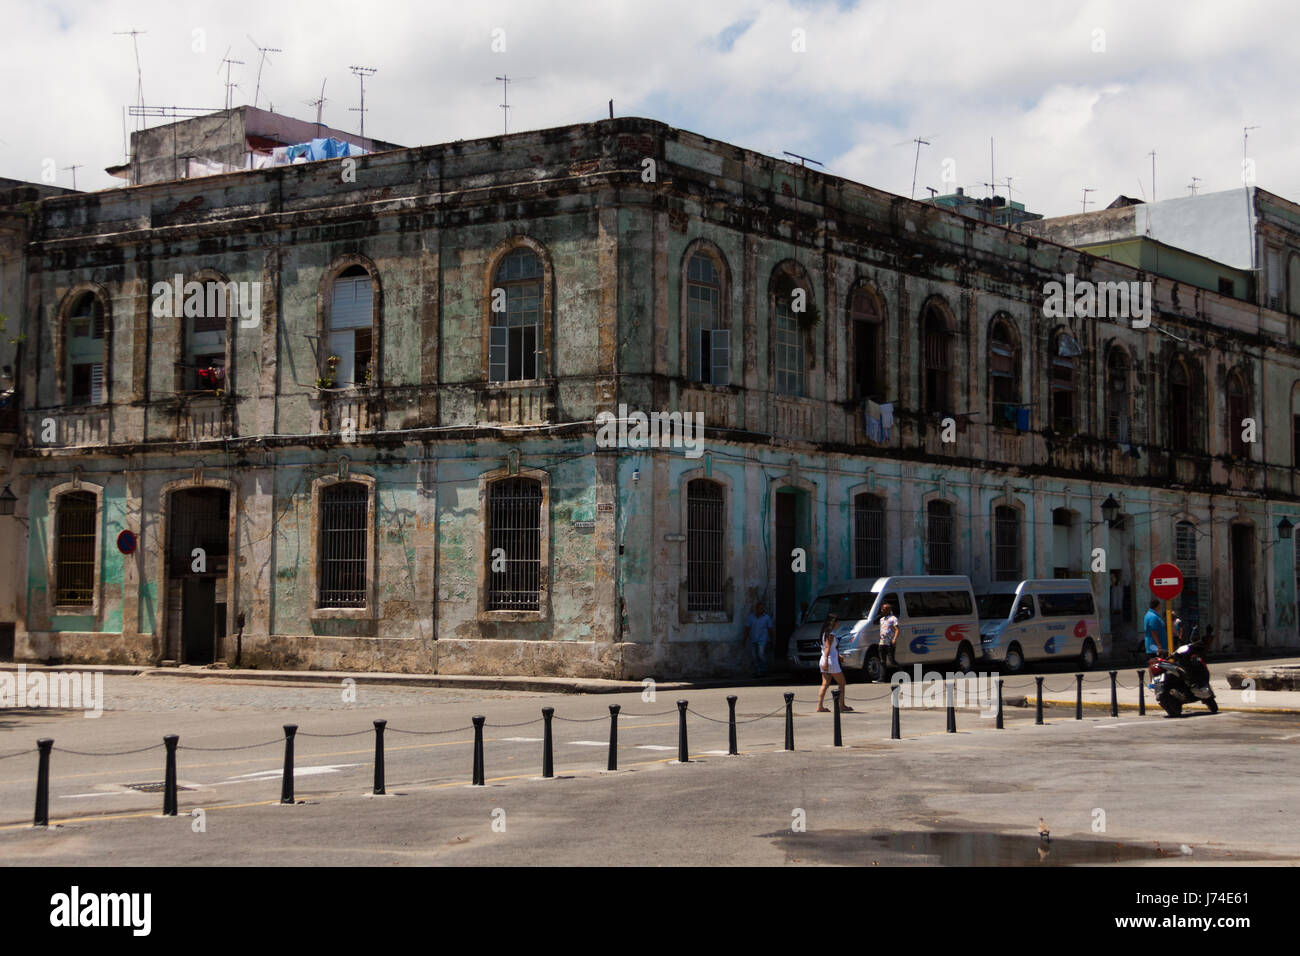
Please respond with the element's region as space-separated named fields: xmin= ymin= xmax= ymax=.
xmin=769 ymin=829 xmax=1268 ymax=866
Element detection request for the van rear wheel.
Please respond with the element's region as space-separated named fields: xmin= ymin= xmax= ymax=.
xmin=954 ymin=643 xmax=975 ymax=674
xmin=1003 ymin=644 xmax=1025 ymax=674
xmin=1079 ymin=639 xmax=1098 ymax=670
xmin=864 ymin=649 xmax=885 ymax=683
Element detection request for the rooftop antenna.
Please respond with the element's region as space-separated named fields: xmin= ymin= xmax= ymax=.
xmin=247 ymin=35 xmax=282 ymax=110
xmin=1081 ymin=187 xmax=1096 ymax=213
xmin=924 ymin=186 xmax=938 ymax=202
xmin=218 ymin=47 xmax=244 ymax=110
xmin=305 ymin=79 xmax=328 ymax=135
xmin=62 ymin=164 xmax=83 ymax=190
xmin=114 ymin=29 xmax=147 ymax=131
xmin=1244 ymin=125 xmax=1260 ymax=271
xmin=909 ymin=137 xmax=931 ymax=200
xmin=494 ymin=75 xmax=534 ymax=135
xmin=1147 ymin=149 xmax=1156 ymax=203
xmin=349 ymin=66 xmax=378 ymax=141
xmin=1187 ymin=176 xmax=1202 ymax=196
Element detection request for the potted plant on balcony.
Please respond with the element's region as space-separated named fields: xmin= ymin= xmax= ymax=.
xmin=316 ymin=354 xmax=340 ymax=390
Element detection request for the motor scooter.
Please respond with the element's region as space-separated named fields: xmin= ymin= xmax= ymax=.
xmin=1148 ymin=631 xmax=1218 ymax=718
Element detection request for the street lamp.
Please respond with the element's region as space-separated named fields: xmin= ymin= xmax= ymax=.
xmin=0 ymin=485 xmax=15 ymax=517
xmin=1278 ymin=516 xmax=1293 ymax=541
xmin=1101 ymin=494 xmax=1120 ymax=526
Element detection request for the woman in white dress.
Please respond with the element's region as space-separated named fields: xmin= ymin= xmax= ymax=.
xmin=816 ymin=615 xmax=853 ymax=713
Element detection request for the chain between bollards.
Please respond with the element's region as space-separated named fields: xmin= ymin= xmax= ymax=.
xmin=280 ymin=724 xmax=297 ymax=805
xmin=890 ymin=686 xmax=901 ymax=739
xmin=33 ymin=738 xmax=52 ymax=827
xmin=1109 ymin=671 xmax=1119 ymax=717
xmin=1137 ymin=669 xmax=1146 ymax=716
xmin=471 ymin=716 xmax=486 ymax=786
xmin=676 ymin=700 xmax=689 ymax=763
xmin=726 ymin=695 xmax=738 ymax=755
xmin=163 ymin=734 xmax=179 ymax=816
xmin=542 ymin=707 xmax=555 ymax=778
xmin=1075 ymin=673 xmax=1084 ymax=720
xmin=607 ymin=704 xmax=619 ymax=771
xmin=1035 ymin=676 xmax=1044 ymax=724
xmin=784 ymin=693 xmax=795 ymax=750
xmin=373 ymin=720 xmax=386 ymax=795
xmin=831 ymin=688 xmax=843 ymax=747
xmin=945 ymin=681 xmax=956 ymax=733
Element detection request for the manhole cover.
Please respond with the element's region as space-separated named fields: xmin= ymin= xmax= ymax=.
xmin=124 ymin=782 xmax=193 ymax=793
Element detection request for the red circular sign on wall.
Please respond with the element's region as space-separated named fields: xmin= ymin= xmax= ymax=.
xmin=1149 ymin=563 xmax=1183 ymax=600
xmin=116 ymin=530 xmax=137 ymax=555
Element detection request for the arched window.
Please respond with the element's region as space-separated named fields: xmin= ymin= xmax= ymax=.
xmin=65 ymin=292 xmax=105 ymax=406
xmin=925 ymin=500 xmax=954 ymax=575
xmin=1169 ymin=358 xmax=1192 ymax=449
xmin=490 ymin=248 xmax=543 ymax=383
xmin=1107 ymin=347 xmax=1131 ymax=443
xmin=686 ymin=479 xmax=726 ymax=610
xmin=1227 ymin=370 xmax=1249 ymax=458
xmin=181 ymin=280 xmax=230 ymax=393
xmin=773 ymin=279 xmax=806 ymax=397
xmin=328 ymin=266 xmax=375 ymax=387
xmin=993 ymin=505 xmax=1021 ymax=581
xmin=1292 ymin=384 xmax=1300 ymax=469
xmin=54 ymin=490 xmax=97 ymax=606
xmin=318 ymin=481 xmax=370 ymax=608
xmin=686 ymin=251 xmax=729 ymax=385
xmin=923 ymin=304 xmax=952 ymax=414
xmin=1050 ymin=331 xmax=1080 ymax=432
xmin=1288 ymin=252 xmax=1300 ymax=316
xmin=1174 ymin=520 xmax=1200 ymax=626
xmin=988 ymin=317 xmax=1020 ymax=424
xmin=486 ymin=477 xmax=543 ymax=610
xmin=850 ymin=285 xmax=883 ymax=400
xmin=853 ymin=493 xmax=885 ymax=579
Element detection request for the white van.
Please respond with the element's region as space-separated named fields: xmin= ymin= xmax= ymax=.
xmin=976 ymin=579 xmax=1102 ymax=673
xmin=786 ymin=576 xmax=980 ymax=681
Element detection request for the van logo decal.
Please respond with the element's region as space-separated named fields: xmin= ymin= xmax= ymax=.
xmin=1044 ymin=637 xmax=1059 ymax=654
xmin=909 ymin=636 xmax=937 ymax=655
xmin=1074 ymin=620 xmax=1088 ymax=638
xmin=944 ymin=624 xmax=969 ymax=643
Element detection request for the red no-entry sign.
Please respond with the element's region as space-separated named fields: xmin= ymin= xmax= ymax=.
xmin=1149 ymin=563 xmax=1184 ymax=600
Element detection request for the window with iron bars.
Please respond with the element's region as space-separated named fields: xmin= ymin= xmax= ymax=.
xmin=853 ymin=494 xmax=885 ymax=579
xmin=993 ymin=505 xmax=1021 ymax=581
xmin=55 ymin=491 xmax=97 ymax=606
xmin=925 ymin=500 xmax=954 ymax=575
xmin=486 ymin=478 xmax=543 ymax=611
xmin=1174 ymin=520 xmax=1201 ymax=627
xmin=318 ymin=482 xmax=369 ymax=608
xmin=686 ymin=479 xmax=726 ymax=611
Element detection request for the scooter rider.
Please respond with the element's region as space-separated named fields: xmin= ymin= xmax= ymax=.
xmin=1143 ymin=599 xmax=1166 ymax=657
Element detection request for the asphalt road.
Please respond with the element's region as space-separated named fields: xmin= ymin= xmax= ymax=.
xmin=1 ymin=662 xmax=1298 ymax=864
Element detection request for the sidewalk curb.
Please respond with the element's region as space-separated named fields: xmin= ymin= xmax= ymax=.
xmin=1037 ymin=697 xmax=1300 ymax=716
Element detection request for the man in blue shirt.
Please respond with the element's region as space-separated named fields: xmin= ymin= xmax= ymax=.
xmin=745 ymin=601 xmax=775 ymax=677
xmin=1143 ymin=599 xmax=1166 ymax=657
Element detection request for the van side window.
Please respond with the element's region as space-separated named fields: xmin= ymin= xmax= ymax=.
xmin=1014 ymin=597 xmax=1035 ymax=620
xmin=904 ymin=590 xmax=971 ymax=619
xmin=1038 ymin=593 xmax=1095 ymax=616
xmin=904 ymin=592 xmax=930 ymax=618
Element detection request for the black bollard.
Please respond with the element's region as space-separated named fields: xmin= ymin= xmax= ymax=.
xmin=995 ymin=677 xmax=1004 ymax=730
xmin=1109 ymin=671 xmax=1119 ymax=717
xmin=676 ymin=700 xmax=689 ymax=763
xmin=945 ymin=681 xmax=956 ymax=733
xmin=373 ymin=720 xmax=386 ymax=795
xmin=726 ymin=695 xmax=738 ymax=755
xmin=163 ymin=734 xmax=179 ymax=816
xmin=1075 ymin=673 xmax=1083 ymax=720
xmin=890 ymin=686 xmax=901 ymax=739
xmin=832 ymin=688 xmax=843 ymax=747
xmin=33 ymin=738 xmax=53 ymax=827
xmin=471 ymin=716 xmax=485 ymax=786
xmin=607 ymin=704 xmax=620 ymax=771
xmin=1137 ymin=669 xmax=1146 ymax=716
xmin=280 ymin=724 xmax=297 ymax=805
xmin=1035 ymin=676 xmax=1044 ymax=725
xmin=784 ymin=693 xmax=795 ymax=750
xmin=542 ymin=707 xmax=554 ymax=779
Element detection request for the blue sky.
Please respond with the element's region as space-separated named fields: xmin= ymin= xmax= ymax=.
xmin=3 ymin=0 xmax=1296 ymax=216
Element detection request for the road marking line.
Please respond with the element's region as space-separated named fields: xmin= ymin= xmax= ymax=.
xmin=635 ymin=745 xmax=675 ymax=751
xmin=498 ymin=737 xmax=543 ymax=742
xmin=566 ymin=741 xmax=606 ymax=747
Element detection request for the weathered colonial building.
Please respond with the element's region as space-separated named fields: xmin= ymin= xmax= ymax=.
xmin=6 ymin=114 xmax=1300 ymax=678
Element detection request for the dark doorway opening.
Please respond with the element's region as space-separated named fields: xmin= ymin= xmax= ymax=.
xmin=0 ymin=623 xmax=13 ymax=662
xmin=1230 ymin=524 xmax=1255 ymax=645
xmin=168 ymin=488 xmax=231 ymax=665
xmin=774 ymin=488 xmax=811 ymax=662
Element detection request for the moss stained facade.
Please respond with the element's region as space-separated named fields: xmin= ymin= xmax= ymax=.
xmin=7 ymin=117 xmax=1300 ymax=677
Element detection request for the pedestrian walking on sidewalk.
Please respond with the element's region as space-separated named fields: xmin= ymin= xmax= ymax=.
xmin=816 ymin=615 xmax=853 ymax=713
xmin=744 ymin=601 xmax=775 ymax=677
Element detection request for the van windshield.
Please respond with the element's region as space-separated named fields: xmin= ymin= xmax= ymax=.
xmin=805 ymin=592 xmax=877 ymax=624
xmin=977 ymin=594 xmax=1016 ymax=620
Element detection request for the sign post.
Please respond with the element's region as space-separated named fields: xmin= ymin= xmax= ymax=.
xmin=1149 ymin=563 xmax=1185 ymax=656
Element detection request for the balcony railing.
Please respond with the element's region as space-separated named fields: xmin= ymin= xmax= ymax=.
xmin=25 ymin=405 xmax=110 ymax=449
xmin=770 ymin=394 xmax=822 ymax=443
xmin=477 ymin=381 xmax=556 ymax=426
xmin=680 ymin=384 xmax=739 ymax=431
xmin=317 ymin=388 xmax=385 ymax=435
xmin=178 ymin=396 xmax=233 ymax=442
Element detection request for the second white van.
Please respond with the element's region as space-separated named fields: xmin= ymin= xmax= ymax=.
xmin=976 ymin=579 xmax=1102 ymax=673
